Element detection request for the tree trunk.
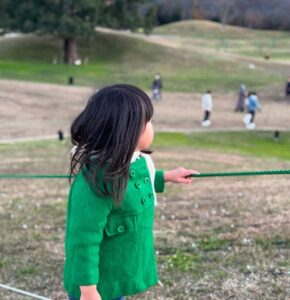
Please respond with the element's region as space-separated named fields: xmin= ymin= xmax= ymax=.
xmin=63 ymin=38 xmax=78 ymax=64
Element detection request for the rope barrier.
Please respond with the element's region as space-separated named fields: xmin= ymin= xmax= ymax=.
xmin=0 ymin=174 xmax=71 ymax=179
xmin=0 ymin=283 xmax=52 ymax=300
xmin=0 ymin=170 xmax=290 ymax=179
xmin=190 ymin=169 xmax=290 ymax=178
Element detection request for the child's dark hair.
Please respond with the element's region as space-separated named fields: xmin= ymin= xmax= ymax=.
xmin=70 ymin=84 xmax=154 ymax=206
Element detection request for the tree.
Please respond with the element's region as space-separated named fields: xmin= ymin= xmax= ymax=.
xmin=0 ymin=0 xmax=102 ymax=64
xmin=0 ymin=0 xmax=151 ymax=64
xmin=190 ymin=0 xmax=205 ymax=20
xmin=213 ymin=0 xmax=236 ymax=29
xmin=102 ymin=0 xmax=142 ymax=30
xmin=156 ymin=0 xmax=183 ymax=25
xmin=143 ymin=4 xmax=158 ymax=34
xmin=245 ymin=10 xmax=264 ymax=29
xmin=101 ymin=0 xmax=158 ymax=33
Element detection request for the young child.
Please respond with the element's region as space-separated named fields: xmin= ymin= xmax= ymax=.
xmin=64 ymin=84 xmax=198 ymax=300
xmin=244 ymin=91 xmax=260 ymax=129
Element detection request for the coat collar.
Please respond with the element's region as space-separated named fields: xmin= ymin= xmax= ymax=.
xmin=131 ymin=151 xmax=141 ymax=163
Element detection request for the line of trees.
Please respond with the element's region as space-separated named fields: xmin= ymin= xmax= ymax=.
xmin=0 ymin=0 xmax=158 ymax=64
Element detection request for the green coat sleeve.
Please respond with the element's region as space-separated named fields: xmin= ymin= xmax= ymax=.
xmin=69 ymin=177 xmax=113 ymax=286
xmin=154 ymin=169 xmax=165 ymax=193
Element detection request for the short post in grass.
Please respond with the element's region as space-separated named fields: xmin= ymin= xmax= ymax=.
xmin=274 ymin=130 xmax=280 ymax=142
xmin=58 ymin=129 xmax=64 ymax=141
xmin=68 ymin=76 xmax=74 ymax=85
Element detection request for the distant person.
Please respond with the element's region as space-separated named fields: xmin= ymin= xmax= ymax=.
xmin=243 ymin=92 xmax=260 ymax=129
xmin=235 ymin=84 xmax=247 ymax=112
xmin=201 ymin=90 xmax=213 ymax=127
xmin=285 ymin=77 xmax=290 ymax=99
xmin=151 ymin=73 xmax=163 ymax=102
xmin=248 ymin=92 xmax=260 ymax=123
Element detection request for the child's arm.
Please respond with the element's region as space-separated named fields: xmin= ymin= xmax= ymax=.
xmin=164 ymin=167 xmax=198 ymax=184
xmin=80 ymin=285 xmax=101 ymax=300
xmin=68 ymin=180 xmax=113 ymax=300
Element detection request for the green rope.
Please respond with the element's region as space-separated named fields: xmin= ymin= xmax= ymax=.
xmin=0 ymin=170 xmax=290 ymax=179
xmin=190 ymin=169 xmax=290 ymax=178
xmin=0 ymin=174 xmax=72 ymax=179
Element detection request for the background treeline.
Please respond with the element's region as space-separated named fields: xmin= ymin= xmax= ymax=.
xmin=151 ymin=0 xmax=290 ymax=30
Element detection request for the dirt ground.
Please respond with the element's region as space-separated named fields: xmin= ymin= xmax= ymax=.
xmin=0 ymin=79 xmax=289 ymax=140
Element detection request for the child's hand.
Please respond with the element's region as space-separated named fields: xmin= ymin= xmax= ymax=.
xmin=80 ymin=285 xmax=102 ymax=300
xmin=164 ymin=167 xmax=199 ymax=184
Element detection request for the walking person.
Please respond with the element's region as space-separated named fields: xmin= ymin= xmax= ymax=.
xmin=235 ymin=84 xmax=247 ymax=112
xmin=64 ymin=84 xmax=199 ymax=300
xmin=244 ymin=91 xmax=260 ymax=129
xmin=151 ymin=73 xmax=163 ymax=102
xmin=201 ymin=90 xmax=213 ymax=127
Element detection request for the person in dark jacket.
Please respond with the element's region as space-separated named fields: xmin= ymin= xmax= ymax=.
xmin=235 ymin=84 xmax=247 ymax=112
xmin=151 ymin=73 xmax=163 ymax=102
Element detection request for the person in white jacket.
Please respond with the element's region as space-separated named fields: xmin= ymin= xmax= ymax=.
xmin=201 ymin=90 xmax=213 ymax=127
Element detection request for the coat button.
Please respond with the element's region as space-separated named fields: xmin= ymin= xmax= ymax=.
xmin=149 ymin=192 xmax=153 ymax=198
xmin=144 ymin=177 xmax=150 ymax=184
xmin=130 ymin=170 xmax=136 ymax=178
xmin=117 ymin=226 xmax=125 ymax=233
xmin=135 ymin=182 xmax=141 ymax=189
xmin=141 ymin=197 xmax=146 ymax=205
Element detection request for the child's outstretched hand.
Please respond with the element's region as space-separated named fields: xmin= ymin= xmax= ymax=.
xmin=164 ymin=167 xmax=199 ymax=184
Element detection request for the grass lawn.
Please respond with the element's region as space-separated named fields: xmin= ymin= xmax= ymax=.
xmin=153 ymin=131 xmax=290 ymax=161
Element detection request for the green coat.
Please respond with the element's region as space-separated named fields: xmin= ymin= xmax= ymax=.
xmin=64 ymin=156 xmax=165 ymax=300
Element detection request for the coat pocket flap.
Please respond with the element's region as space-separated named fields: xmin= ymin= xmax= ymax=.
xmin=105 ymin=214 xmax=138 ymax=237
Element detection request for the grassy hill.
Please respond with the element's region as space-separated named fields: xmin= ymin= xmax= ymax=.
xmin=0 ymin=20 xmax=288 ymax=92
xmin=155 ymin=20 xmax=289 ymax=39
xmin=155 ymin=20 xmax=290 ymax=60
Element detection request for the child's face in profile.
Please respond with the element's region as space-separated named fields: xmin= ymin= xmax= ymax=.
xmin=136 ymin=121 xmax=154 ymax=150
